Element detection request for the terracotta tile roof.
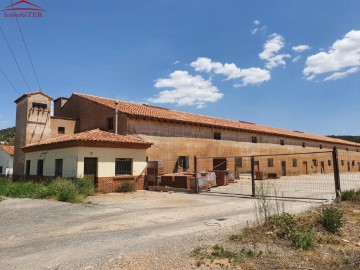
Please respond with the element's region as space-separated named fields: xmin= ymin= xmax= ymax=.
xmin=74 ymin=93 xmax=360 ymax=148
xmin=14 ymin=90 xmax=53 ymax=104
xmin=0 ymin=146 xmax=14 ymax=156
xmin=22 ymin=129 xmax=152 ymax=150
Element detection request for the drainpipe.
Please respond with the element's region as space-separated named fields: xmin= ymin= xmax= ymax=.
xmin=115 ymin=101 xmax=119 ymax=135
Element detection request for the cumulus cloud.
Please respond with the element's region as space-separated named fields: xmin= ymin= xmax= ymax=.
xmin=304 ymin=30 xmax=360 ymax=81
xmin=254 ymin=19 xmax=260 ymax=26
xmin=324 ymin=67 xmax=359 ymax=81
xmin=292 ymin=45 xmax=311 ymax=52
xmin=148 ymin=70 xmax=223 ymax=108
xmin=191 ymin=57 xmax=270 ymax=87
xmin=259 ymin=34 xmax=291 ymax=69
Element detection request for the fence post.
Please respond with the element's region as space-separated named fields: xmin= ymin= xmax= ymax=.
xmin=251 ymin=156 xmax=256 ymax=197
xmin=194 ymin=156 xmax=198 ymax=194
xmin=332 ymin=147 xmax=341 ymax=199
xmin=154 ymin=160 xmax=158 ymax=187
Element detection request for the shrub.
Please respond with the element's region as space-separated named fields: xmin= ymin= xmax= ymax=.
xmin=266 ymin=213 xmax=297 ymax=239
xmin=73 ymin=177 xmax=95 ymax=197
xmin=49 ymin=180 xmax=82 ymax=203
xmin=341 ymin=190 xmax=355 ymax=201
xmin=320 ymin=206 xmax=344 ymax=233
xmin=291 ymin=226 xmax=316 ymax=250
xmin=116 ymin=182 xmax=135 ymax=193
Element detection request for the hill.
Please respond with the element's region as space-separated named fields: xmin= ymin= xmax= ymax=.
xmin=0 ymin=127 xmax=15 ymax=146
xmin=327 ymin=135 xmax=360 ymax=144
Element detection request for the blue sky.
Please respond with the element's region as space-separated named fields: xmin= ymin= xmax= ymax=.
xmin=0 ymin=0 xmax=359 ymax=135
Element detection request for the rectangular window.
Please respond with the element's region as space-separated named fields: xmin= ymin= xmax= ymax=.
xmin=268 ymin=158 xmax=274 ymax=167
xmin=0 ymin=166 xmax=2 ymax=174
xmin=292 ymin=159 xmax=297 ymax=167
xmin=55 ymin=159 xmax=63 ymax=177
xmin=107 ymin=117 xmax=114 ymax=130
xmin=26 ymin=160 xmax=31 ymax=176
xmin=302 ymin=142 xmax=306 ymax=148
xmin=280 ymin=139 xmax=285 ymax=145
xmin=213 ymin=158 xmax=227 ymax=171
xmin=252 ymin=136 xmax=258 ymax=143
xmin=320 ymin=144 xmax=323 ymax=149
xmin=312 ymin=159 xmax=318 ymax=166
xmin=32 ymin=102 xmax=47 ymax=110
xmin=352 ymin=160 xmax=355 ymax=166
xmin=341 ymin=160 xmax=344 ymax=166
xmin=58 ymin=127 xmax=65 ymax=134
xmin=328 ymin=160 xmax=332 ymax=166
xmin=37 ymin=160 xmax=44 ymax=176
xmin=214 ymin=132 xmax=221 ymax=140
xmin=235 ymin=157 xmax=243 ymax=168
xmin=115 ymin=158 xmax=132 ymax=175
xmin=178 ymin=156 xmax=189 ymax=169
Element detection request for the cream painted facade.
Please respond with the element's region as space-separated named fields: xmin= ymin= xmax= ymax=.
xmin=0 ymin=149 xmax=13 ymax=176
xmin=24 ymin=146 xmax=147 ymax=178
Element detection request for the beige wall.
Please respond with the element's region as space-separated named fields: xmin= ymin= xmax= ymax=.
xmin=50 ymin=117 xmax=77 ymax=138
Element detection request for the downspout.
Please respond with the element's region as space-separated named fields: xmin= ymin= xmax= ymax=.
xmin=115 ymin=101 xmax=119 ymax=135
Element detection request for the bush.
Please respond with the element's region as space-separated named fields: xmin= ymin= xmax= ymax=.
xmin=73 ymin=177 xmax=95 ymax=197
xmin=291 ymin=226 xmax=316 ymax=250
xmin=341 ymin=190 xmax=355 ymax=201
xmin=116 ymin=182 xmax=135 ymax=193
xmin=266 ymin=213 xmax=297 ymax=239
xmin=320 ymin=206 xmax=344 ymax=233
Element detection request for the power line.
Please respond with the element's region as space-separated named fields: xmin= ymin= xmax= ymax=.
xmin=0 ymin=66 xmax=20 ymax=95
xmin=0 ymin=24 xmax=31 ymax=92
xmin=14 ymin=12 xmax=42 ymax=90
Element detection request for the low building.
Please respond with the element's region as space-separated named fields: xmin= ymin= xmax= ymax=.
xmin=0 ymin=146 xmax=14 ymax=178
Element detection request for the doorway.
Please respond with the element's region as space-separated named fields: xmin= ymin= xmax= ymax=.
xmin=281 ymin=161 xmax=286 ymax=176
xmin=347 ymin=161 xmax=351 ymax=172
xmin=320 ymin=161 xmax=325 ymax=174
xmin=254 ymin=161 xmax=260 ymax=172
xmin=302 ymin=161 xmax=308 ymax=175
xmin=84 ymin=158 xmax=98 ymax=186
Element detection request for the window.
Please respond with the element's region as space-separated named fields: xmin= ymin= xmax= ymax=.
xmin=32 ymin=102 xmax=47 ymax=110
xmin=320 ymin=144 xmax=323 ymax=149
xmin=268 ymin=158 xmax=274 ymax=167
xmin=235 ymin=157 xmax=243 ymax=168
xmin=352 ymin=160 xmax=355 ymax=167
xmin=328 ymin=160 xmax=332 ymax=166
xmin=341 ymin=160 xmax=344 ymax=166
xmin=292 ymin=159 xmax=297 ymax=167
xmin=252 ymin=136 xmax=258 ymax=143
xmin=346 ymin=147 xmax=349 ymax=151
xmin=106 ymin=117 xmax=114 ymax=130
xmin=280 ymin=139 xmax=285 ymax=145
xmin=26 ymin=160 xmax=31 ymax=176
xmin=0 ymin=166 xmax=2 ymax=174
xmin=58 ymin=127 xmax=65 ymax=134
xmin=37 ymin=160 xmax=44 ymax=176
xmin=312 ymin=159 xmax=318 ymax=166
xmin=213 ymin=158 xmax=227 ymax=171
xmin=214 ymin=132 xmax=221 ymax=140
xmin=55 ymin=159 xmax=63 ymax=177
xmin=178 ymin=156 xmax=189 ymax=169
xmin=302 ymin=142 xmax=306 ymax=148
xmin=115 ymin=158 xmax=132 ymax=175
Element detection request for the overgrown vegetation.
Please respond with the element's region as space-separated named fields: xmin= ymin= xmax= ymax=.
xmin=116 ymin=181 xmax=135 ymax=193
xmin=0 ymin=177 xmax=95 ymax=203
xmin=0 ymin=127 xmax=15 ymax=146
xmin=320 ymin=206 xmax=344 ymax=233
xmin=341 ymin=189 xmax=360 ymax=201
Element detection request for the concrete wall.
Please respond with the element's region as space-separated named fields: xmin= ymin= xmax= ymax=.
xmin=50 ymin=117 xmax=77 ymax=138
xmin=0 ymin=150 xmax=13 ymax=176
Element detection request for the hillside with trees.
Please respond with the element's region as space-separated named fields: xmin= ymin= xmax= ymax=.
xmin=328 ymin=135 xmax=360 ymax=144
xmin=0 ymin=127 xmax=15 ymax=146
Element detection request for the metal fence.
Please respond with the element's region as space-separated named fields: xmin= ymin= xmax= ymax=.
xmin=145 ymin=148 xmax=360 ymax=201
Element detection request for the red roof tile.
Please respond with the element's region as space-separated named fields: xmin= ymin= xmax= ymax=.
xmin=22 ymin=129 xmax=152 ymax=150
xmin=74 ymin=93 xmax=360 ymax=148
xmin=0 ymin=146 xmax=14 ymax=156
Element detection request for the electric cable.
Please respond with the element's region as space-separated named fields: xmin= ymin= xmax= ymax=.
xmin=0 ymin=66 xmax=20 ymax=95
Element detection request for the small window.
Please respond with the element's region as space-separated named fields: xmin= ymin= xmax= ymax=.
xmin=214 ymin=132 xmax=221 ymax=140
xmin=268 ymin=158 xmax=274 ymax=167
xmin=115 ymin=158 xmax=132 ymax=175
xmin=357 ymin=149 xmax=359 ymax=153
xmin=55 ymin=159 xmax=63 ymax=177
xmin=320 ymin=144 xmax=323 ymax=149
xmin=312 ymin=159 xmax=318 ymax=166
xmin=213 ymin=158 xmax=227 ymax=171
xmin=37 ymin=159 xmax=44 ymax=176
xmin=341 ymin=160 xmax=344 ymax=166
xmin=235 ymin=157 xmax=243 ymax=168
xmin=352 ymin=160 xmax=355 ymax=167
xmin=32 ymin=102 xmax=47 ymax=110
xmin=252 ymin=136 xmax=258 ymax=143
xmin=328 ymin=160 xmax=332 ymax=166
xmin=346 ymin=147 xmax=349 ymax=151
xmin=107 ymin=117 xmax=114 ymax=130
xmin=0 ymin=166 xmax=2 ymax=174
xmin=26 ymin=160 xmax=31 ymax=176
xmin=302 ymin=142 xmax=306 ymax=148
xmin=292 ymin=159 xmax=297 ymax=167
xmin=178 ymin=156 xmax=189 ymax=169
xmin=58 ymin=127 xmax=65 ymax=134
xmin=280 ymin=139 xmax=285 ymax=145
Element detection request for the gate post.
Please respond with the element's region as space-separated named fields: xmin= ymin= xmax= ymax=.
xmin=194 ymin=156 xmax=198 ymax=194
xmin=332 ymin=147 xmax=341 ymax=199
xmin=251 ymin=156 xmax=256 ymax=197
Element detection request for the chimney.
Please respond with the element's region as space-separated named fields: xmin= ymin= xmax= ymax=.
xmin=115 ymin=101 xmax=119 ymax=135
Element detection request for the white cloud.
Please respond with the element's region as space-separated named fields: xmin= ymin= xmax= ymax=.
xmin=190 ymin=57 xmax=270 ymax=87
xmin=304 ymin=30 xmax=360 ymax=81
xmin=292 ymin=55 xmax=301 ymax=63
xmin=253 ymin=19 xmax=260 ymax=26
xmin=173 ymin=60 xmax=180 ymax=65
xmin=324 ymin=67 xmax=359 ymax=81
xmin=259 ymin=33 xmax=291 ymax=69
xmin=292 ymin=45 xmax=311 ymax=52
xmin=251 ymin=20 xmax=267 ymax=35
xmin=148 ymin=70 xmax=223 ymax=108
